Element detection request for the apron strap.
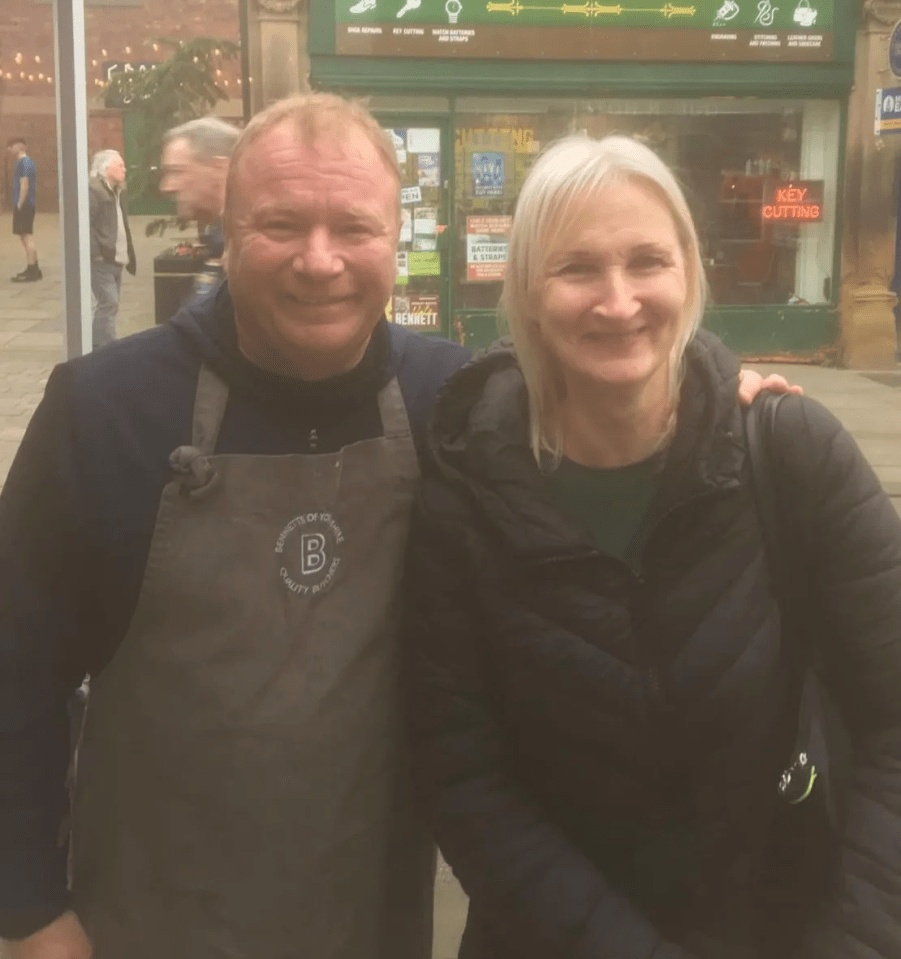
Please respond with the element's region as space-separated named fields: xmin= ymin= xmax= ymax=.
xmin=192 ymin=362 xmax=230 ymax=454
xmin=377 ymin=377 xmax=413 ymax=441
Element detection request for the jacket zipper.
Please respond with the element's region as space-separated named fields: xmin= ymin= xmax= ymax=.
xmin=530 ymin=487 xmax=727 ymax=714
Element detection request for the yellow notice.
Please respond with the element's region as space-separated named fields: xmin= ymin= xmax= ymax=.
xmin=409 ymin=251 xmax=441 ymax=276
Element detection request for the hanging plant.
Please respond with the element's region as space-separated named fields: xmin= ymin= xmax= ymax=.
xmin=104 ymin=36 xmax=240 ymax=202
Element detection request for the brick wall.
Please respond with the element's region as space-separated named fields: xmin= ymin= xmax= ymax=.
xmin=0 ymin=0 xmax=242 ymax=212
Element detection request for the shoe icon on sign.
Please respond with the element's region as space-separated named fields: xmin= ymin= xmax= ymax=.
xmin=349 ymin=0 xmax=377 ymax=13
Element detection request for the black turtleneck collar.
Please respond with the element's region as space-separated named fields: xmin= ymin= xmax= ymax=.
xmin=176 ymin=282 xmax=394 ymax=427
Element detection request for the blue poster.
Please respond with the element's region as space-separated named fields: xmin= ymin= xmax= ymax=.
xmin=473 ymin=152 xmax=505 ymax=197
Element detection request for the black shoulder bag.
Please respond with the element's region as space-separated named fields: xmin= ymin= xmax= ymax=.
xmin=743 ymin=394 xmax=851 ymax=833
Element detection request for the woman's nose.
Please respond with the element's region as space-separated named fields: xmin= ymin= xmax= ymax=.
xmin=593 ymin=270 xmax=640 ymax=319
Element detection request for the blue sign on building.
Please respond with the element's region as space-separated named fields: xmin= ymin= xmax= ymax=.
xmin=875 ymin=87 xmax=901 ymax=135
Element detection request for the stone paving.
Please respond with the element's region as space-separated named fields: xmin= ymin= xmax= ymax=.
xmin=0 ymin=212 xmax=172 ymax=486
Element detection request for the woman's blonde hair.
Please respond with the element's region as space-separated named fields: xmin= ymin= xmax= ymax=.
xmin=501 ymin=134 xmax=707 ymax=465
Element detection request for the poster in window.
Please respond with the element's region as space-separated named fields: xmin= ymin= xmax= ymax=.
xmin=392 ymin=294 xmax=440 ymax=331
xmin=386 ymin=128 xmax=407 ymax=166
xmin=399 ymin=208 xmax=412 ymax=244
xmin=466 ymin=215 xmax=511 ymax=282
xmin=418 ymin=153 xmax=441 ymax=187
xmin=472 ymin=152 xmax=505 ymax=197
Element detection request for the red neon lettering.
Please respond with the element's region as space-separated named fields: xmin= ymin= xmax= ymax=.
xmin=774 ymin=187 xmax=808 ymax=203
xmin=761 ymin=204 xmax=821 ymax=220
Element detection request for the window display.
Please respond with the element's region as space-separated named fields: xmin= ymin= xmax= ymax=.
xmin=453 ymin=97 xmax=840 ymax=313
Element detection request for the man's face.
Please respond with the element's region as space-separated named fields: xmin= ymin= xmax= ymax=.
xmin=106 ymin=156 xmax=126 ymax=187
xmin=7 ymin=142 xmax=23 ymax=158
xmin=159 ymin=137 xmax=221 ymax=220
xmin=224 ymin=121 xmax=400 ymax=381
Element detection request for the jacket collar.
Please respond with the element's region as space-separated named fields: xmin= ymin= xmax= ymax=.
xmin=427 ymin=330 xmax=746 ymax=562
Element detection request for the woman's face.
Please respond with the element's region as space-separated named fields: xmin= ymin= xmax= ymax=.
xmin=534 ymin=180 xmax=690 ymax=399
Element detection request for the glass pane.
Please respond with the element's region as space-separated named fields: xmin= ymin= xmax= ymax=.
xmin=452 ymin=97 xmax=840 ymax=313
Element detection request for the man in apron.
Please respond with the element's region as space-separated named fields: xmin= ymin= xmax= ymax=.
xmin=0 ymin=92 xmax=796 ymax=959
xmin=0 ymin=94 xmax=465 ymax=959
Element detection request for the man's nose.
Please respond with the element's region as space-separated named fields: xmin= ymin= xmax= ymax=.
xmin=293 ymin=228 xmax=342 ymax=277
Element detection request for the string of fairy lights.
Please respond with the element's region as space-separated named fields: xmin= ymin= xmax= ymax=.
xmin=0 ymin=39 xmax=245 ymax=95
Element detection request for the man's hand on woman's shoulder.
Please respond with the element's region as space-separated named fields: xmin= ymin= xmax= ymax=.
xmin=737 ymin=369 xmax=804 ymax=406
xmin=2 ymin=912 xmax=91 ymax=959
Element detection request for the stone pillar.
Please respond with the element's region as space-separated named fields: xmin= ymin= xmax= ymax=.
xmin=246 ymin=0 xmax=310 ymax=115
xmin=841 ymin=2 xmax=901 ymax=368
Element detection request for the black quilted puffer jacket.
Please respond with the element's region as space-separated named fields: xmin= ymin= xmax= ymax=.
xmin=404 ymin=331 xmax=901 ymax=959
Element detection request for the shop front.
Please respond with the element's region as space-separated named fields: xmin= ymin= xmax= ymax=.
xmin=309 ymin=0 xmax=857 ymax=356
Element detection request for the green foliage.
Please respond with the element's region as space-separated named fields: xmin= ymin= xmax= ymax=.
xmin=105 ymin=37 xmax=239 ymax=201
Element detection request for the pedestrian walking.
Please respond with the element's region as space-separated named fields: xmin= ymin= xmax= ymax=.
xmin=89 ymin=150 xmax=136 ymax=348
xmin=159 ymin=117 xmax=238 ymax=298
xmin=7 ymin=137 xmax=40 ymax=283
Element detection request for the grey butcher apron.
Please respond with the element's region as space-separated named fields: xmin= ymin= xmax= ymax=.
xmin=71 ymin=364 xmax=433 ymax=959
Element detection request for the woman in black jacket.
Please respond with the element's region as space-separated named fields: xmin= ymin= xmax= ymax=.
xmin=405 ymin=134 xmax=901 ymax=959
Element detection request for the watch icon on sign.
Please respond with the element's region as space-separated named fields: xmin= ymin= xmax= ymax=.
xmin=446 ymin=0 xmax=462 ymax=22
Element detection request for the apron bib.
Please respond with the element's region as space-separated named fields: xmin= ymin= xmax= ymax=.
xmin=72 ymin=364 xmax=433 ymax=959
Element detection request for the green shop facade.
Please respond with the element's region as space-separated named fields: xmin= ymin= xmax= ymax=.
xmin=309 ymin=0 xmax=857 ymax=355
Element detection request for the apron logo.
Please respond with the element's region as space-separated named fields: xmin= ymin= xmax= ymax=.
xmin=275 ymin=512 xmax=345 ymax=596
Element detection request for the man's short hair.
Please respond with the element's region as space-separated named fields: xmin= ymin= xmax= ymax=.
xmin=223 ymin=93 xmax=400 ymax=229
xmin=162 ymin=117 xmax=240 ymax=162
xmin=90 ymin=149 xmax=123 ymax=180
xmin=7 ymin=137 xmax=26 ymax=148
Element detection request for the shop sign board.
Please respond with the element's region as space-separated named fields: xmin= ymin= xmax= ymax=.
xmin=466 ymin=215 xmax=511 ymax=282
xmin=103 ymin=61 xmax=155 ymax=107
xmin=761 ymin=179 xmax=824 ymax=222
xmin=335 ymin=0 xmax=834 ymax=63
xmin=890 ymin=21 xmax=901 ymax=79
xmin=876 ymin=86 xmax=901 ymax=135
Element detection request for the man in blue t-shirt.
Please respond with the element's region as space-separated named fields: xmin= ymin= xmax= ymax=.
xmin=6 ymin=137 xmax=40 ymax=282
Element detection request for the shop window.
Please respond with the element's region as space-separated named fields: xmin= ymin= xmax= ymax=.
xmin=453 ymin=98 xmax=839 ymax=313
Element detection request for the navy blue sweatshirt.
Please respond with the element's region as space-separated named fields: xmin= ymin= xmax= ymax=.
xmin=0 ymin=282 xmax=469 ymax=938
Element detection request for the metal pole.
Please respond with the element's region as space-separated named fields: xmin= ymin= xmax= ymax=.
xmin=239 ymin=0 xmax=252 ymax=123
xmin=53 ymin=0 xmax=92 ymax=359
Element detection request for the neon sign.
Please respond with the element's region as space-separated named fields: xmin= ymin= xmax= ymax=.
xmin=761 ymin=180 xmax=824 ymax=222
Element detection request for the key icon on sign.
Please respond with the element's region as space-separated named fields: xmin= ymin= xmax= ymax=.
xmin=397 ymin=0 xmax=421 ymax=15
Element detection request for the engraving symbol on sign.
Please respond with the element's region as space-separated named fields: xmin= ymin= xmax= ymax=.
xmin=301 ymin=533 xmax=327 ymax=575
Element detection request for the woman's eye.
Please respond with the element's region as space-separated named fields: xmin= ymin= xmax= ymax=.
xmin=632 ymin=255 xmax=667 ymax=271
xmin=560 ymin=262 xmax=593 ymax=275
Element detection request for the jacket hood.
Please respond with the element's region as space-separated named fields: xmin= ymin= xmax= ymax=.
xmin=426 ymin=329 xmax=746 ymax=559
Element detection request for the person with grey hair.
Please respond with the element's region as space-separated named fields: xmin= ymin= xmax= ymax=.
xmin=405 ymin=134 xmax=901 ymax=959
xmin=159 ymin=117 xmax=240 ymax=302
xmin=88 ymin=149 xmax=135 ymax=348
